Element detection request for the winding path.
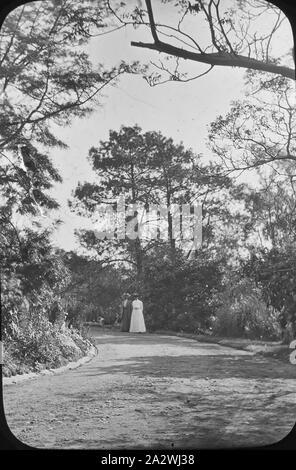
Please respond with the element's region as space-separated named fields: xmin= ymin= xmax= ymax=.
xmin=3 ymin=328 xmax=296 ymax=449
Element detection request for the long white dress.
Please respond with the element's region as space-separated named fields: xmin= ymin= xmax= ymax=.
xmin=129 ymin=299 xmax=146 ymax=333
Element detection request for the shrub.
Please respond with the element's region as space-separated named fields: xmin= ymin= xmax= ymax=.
xmin=12 ymin=316 xmax=62 ymax=368
xmin=142 ymin=247 xmax=222 ymax=332
xmin=243 ymin=246 xmax=296 ymax=343
xmin=212 ymin=278 xmax=282 ymax=340
xmin=1 ymin=271 xmax=24 ymax=338
xmin=3 ymin=304 xmax=92 ymax=376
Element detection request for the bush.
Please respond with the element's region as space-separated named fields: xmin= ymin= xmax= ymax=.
xmin=1 ymin=271 xmax=24 ymax=338
xmin=3 ymin=308 xmax=92 ymax=377
xmin=212 ymin=278 xmax=282 ymax=340
xmin=243 ymin=246 xmax=296 ymax=343
xmin=142 ymin=246 xmax=222 ymax=332
xmin=15 ymin=321 xmax=61 ymax=367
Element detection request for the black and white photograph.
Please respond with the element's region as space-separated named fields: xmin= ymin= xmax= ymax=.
xmin=1 ymin=0 xmax=296 ymax=451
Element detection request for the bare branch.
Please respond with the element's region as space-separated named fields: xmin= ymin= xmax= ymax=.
xmin=131 ymin=40 xmax=295 ymax=79
xmin=130 ymin=0 xmax=295 ymax=80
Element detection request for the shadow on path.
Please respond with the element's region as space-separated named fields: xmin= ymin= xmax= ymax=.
xmin=3 ymin=329 xmax=296 ymax=450
xmin=83 ymin=353 xmax=296 ymax=380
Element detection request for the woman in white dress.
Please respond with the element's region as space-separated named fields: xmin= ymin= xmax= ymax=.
xmin=129 ymin=294 xmax=146 ymax=333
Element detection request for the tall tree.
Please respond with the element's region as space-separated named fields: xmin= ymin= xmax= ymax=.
xmin=208 ymin=73 xmax=295 ymax=173
xmin=0 ymin=0 xmax=132 ymax=335
xmin=71 ymin=126 xmax=224 ymax=263
xmin=239 ymin=171 xmax=296 ymax=249
xmin=72 ymin=125 xmax=154 ymax=279
xmin=0 ymin=0 xmax=125 ymax=150
xmin=0 ymin=0 xmax=135 ymax=219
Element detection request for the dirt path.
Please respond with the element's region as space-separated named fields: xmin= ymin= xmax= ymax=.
xmin=3 ymin=328 xmax=296 ymax=449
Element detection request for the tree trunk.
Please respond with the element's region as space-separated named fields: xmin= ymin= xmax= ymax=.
xmin=130 ymin=161 xmax=143 ymax=284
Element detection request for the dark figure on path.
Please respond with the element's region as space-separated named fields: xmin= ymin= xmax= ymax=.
xmin=121 ymin=293 xmax=132 ymax=332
